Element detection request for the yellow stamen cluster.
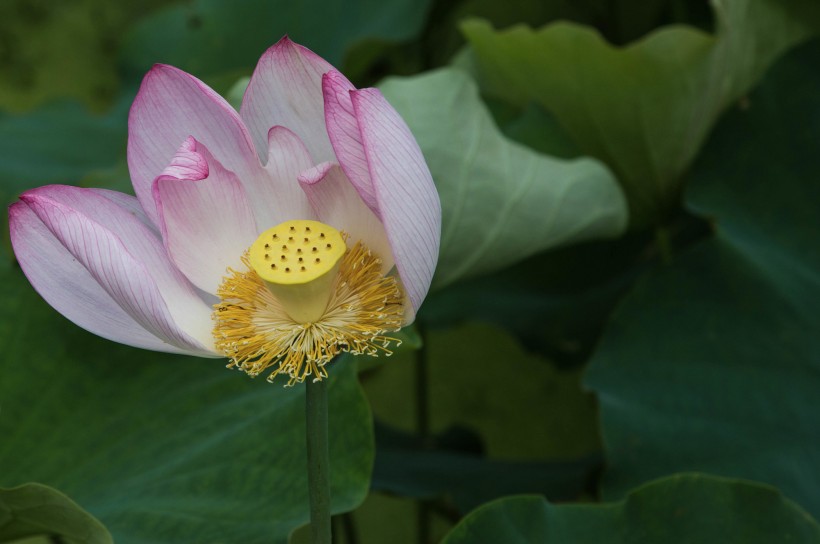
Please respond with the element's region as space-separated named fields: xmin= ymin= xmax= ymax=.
xmin=213 ymin=239 xmax=404 ymax=386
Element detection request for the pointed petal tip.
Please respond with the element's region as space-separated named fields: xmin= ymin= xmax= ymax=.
xmin=322 ymin=69 xmax=348 ymax=86
xmin=297 ymin=161 xmax=334 ymax=187
xmin=18 ymin=184 xmax=82 ymax=205
xmin=269 ymin=35 xmax=315 ymax=55
xmin=242 ymin=35 xmax=336 ymax=164
xmin=8 ymin=199 xmax=28 ymax=224
xmin=153 ymin=136 xmax=210 ymax=186
xmin=138 ymin=64 xmax=186 ymax=92
xmin=260 ymin=35 xmax=330 ymax=72
xmin=263 ymin=35 xmax=302 ymax=60
xmin=149 ymin=62 xmax=173 ymax=73
xmin=16 ymin=192 xmax=34 ymax=205
xmin=128 ymin=60 xmax=258 ymax=226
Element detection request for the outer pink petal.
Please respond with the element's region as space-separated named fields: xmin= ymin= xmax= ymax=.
xmin=253 ymin=126 xmax=316 ymax=229
xmin=240 ymin=36 xmax=336 ymax=165
xmin=15 ymin=185 xmax=217 ymax=355
xmin=322 ymin=71 xmax=379 ymax=213
xmin=92 ymin=188 xmax=157 ymax=232
xmin=9 ymin=200 xmax=194 ymax=354
xmin=351 ymin=89 xmax=441 ymax=321
xmin=298 ymin=162 xmax=393 ymax=274
xmin=128 ymin=64 xmax=261 ymax=227
xmin=153 ymin=137 xmax=259 ymax=295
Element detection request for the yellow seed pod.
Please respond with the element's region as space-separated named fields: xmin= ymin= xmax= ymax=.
xmin=248 ymin=220 xmax=346 ymax=322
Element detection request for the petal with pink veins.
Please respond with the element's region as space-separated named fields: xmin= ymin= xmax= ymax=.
xmin=9 ymin=200 xmax=199 ymax=354
xmin=92 ymin=188 xmax=158 ymax=234
xmin=351 ymin=89 xmax=441 ymax=322
xmin=154 ymin=137 xmax=259 ymax=295
xmin=322 ymin=71 xmax=379 ymax=213
xmin=252 ymin=126 xmax=316 ymax=229
xmin=241 ymin=36 xmax=336 ymax=165
xmin=12 ymin=186 xmax=217 ymax=355
xmin=128 ymin=64 xmax=261 ymax=226
xmin=299 ymin=162 xmax=393 ymax=274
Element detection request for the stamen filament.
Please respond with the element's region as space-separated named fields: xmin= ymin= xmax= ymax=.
xmin=213 ymin=239 xmax=404 ymax=385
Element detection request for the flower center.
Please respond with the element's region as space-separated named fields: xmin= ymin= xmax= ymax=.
xmin=212 ymin=220 xmax=405 ymax=386
xmin=248 ymin=220 xmax=346 ymax=323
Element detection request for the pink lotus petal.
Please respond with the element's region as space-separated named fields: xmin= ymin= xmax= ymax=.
xmin=158 ymin=134 xmax=209 ymax=179
xmin=322 ymin=71 xmax=379 ymax=213
xmin=153 ymin=137 xmax=259 ymax=295
xmin=298 ymin=162 xmax=393 ymax=274
xmin=128 ymin=64 xmax=261 ymax=227
xmin=351 ymin=88 xmax=441 ymax=321
xmin=252 ymin=126 xmax=317 ymax=229
xmin=241 ymin=36 xmax=336 ymax=165
xmin=91 ymin=187 xmax=158 ymax=233
xmin=9 ymin=200 xmax=198 ymax=354
xmin=16 ymin=185 xmax=217 ymax=354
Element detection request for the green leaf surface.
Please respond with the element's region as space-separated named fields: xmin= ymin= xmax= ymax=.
xmin=0 ymin=263 xmax=373 ymax=543
xmin=494 ymin=102 xmax=580 ymax=160
xmin=462 ymin=0 xmax=820 ymax=224
xmin=442 ymin=474 xmax=820 ymax=544
xmin=120 ymin=0 xmax=433 ymax=82
xmin=0 ymin=483 xmax=112 ymax=544
xmin=372 ymin=423 xmax=600 ymax=512
xmin=0 ymin=98 xmax=130 ymax=206
xmin=363 ymin=320 xmax=601 ymax=513
xmin=419 ymin=231 xmax=652 ymax=369
xmin=379 ymin=68 xmax=627 ymax=288
xmin=585 ymin=40 xmax=820 ymax=515
xmin=425 ymin=0 xmax=698 ymax=68
xmin=364 ymin=321 xmax=601 ymax=461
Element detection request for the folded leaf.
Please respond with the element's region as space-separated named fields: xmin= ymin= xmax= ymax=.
xmin=463 ymin=0 xmax=820 ymax=224
xmin=0 ymin=483 xmax=112 ymax=544
xmin=443 ymin=474 xmax=820 ymax=544
xmin=379 ymin=68 xmax=627 ymax=288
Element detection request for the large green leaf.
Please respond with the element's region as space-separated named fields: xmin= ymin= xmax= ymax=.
xmin=442 ymin=474 xmax=820 ymax=543
xmin=0 ymin=263 xmax=373 ymax=543
xmin=363 ymin=321 xmax=601 ymax=512
xmin=364 ymin=322 xmax=601 ymax=460
xmin=372 ymin=423 xmax=600 ymax=512
xmin=0 ymin=98 xmax=129 ymax=207
xmin=0 ymin=483 xmax=112 ymax=544
xmin=419 ymin=232 xmax=651 ymax=369
xmin=585 ymin=41 xmax=820 ymax=515
xmin=120 ymin=0 xmax=433 ymax=82
xmin=462 ymin=0 xmax=820 ymax=224
xmin=424 ymin=0 xmax=701 ymax=68
xmin=379 ymin=68 xmax=627 ymax=288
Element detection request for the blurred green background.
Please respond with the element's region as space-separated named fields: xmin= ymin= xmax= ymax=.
xmin=1 ymin=0 xmax=819 ymax=543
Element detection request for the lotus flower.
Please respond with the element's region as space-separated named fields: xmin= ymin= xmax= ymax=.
xmin=8 ymin=37 xmax=441 ymax=385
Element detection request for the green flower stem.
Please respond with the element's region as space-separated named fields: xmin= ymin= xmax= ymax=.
xmin=415 ymin=323 xmax=432 ymax=544
xmin=306 ymin=378 xmax=331 ymax=544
